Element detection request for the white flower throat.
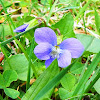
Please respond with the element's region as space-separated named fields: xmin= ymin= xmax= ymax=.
xmin=50 ymin=46 xmax=62 ymax=58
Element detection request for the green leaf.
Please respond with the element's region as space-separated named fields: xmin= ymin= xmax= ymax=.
xmin=76 ymin=34 xmax=100 ymax=53
xmin=0 ymin=94 xmax=4 ymax=100
xmin=3 ymin=70 xmax=18 ymax=87
xmin=26 ymin=19 xmax=39 ymax=30
xmin=74 ymin=0 xmax=91 ymax=20
xmin=70 ymin=62 xmax=83 ymax=74
xmin=24 ymin=18 xmax=40 ymax=41
xmin=60 ymin=73 xmax=76 ymax=91
xmin=59 ymin=88 xmax=73 ymax=100
xmin=24 ymin=16 xmax=35 ymax=22
xmin=0 ymin=70 xmax=17 ymax=89
xmin=0 ymin=73 xmax=5 ymax=89
xmin=52 ymin=13 xmax=75 ymax=38
xmin=3 ymin=54 xmax=33 ymax=81
xmin=94 ymin=78 xmax=100 ymax=94
xmin=0 ymin=25 xmax=12 ymax=36
xmin=91 ymin=0 xmax=99 ymax=1
xmin=84 ymin=70 xmax=100 ymax=94
xmin=32 ymin=61 xmax=76 ymax=100
xmin=46 ymin=0 xmax=58 ymax=24
xmin=95 ymin=9 xmax=100 ymax=34
xmin=59 ymin=88 xmax=93 ymax=100
xmin=72 ymin=52 xmax=100 ymax=96
xmin=4 ymin=88 xmax=20 ymax=99
xmin=22 ymin=59 xmax=59 ymax=100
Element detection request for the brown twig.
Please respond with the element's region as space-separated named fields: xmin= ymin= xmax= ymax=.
xmin=54 ymin=28 xmax=61 ymax=35
xmin=36 ymin=17 xmax=47 ymax=27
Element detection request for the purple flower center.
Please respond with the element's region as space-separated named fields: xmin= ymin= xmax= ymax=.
xmin=50 ymin=46 xmax=62 ymax=58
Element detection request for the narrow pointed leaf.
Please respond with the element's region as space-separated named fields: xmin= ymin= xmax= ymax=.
xmin=95 ymin=9 xmax=100 ymax=34
xmin=33 ymin=62 xmax=75 ymax=100
xmin=72 ymin=52 xmax=100 ymax=96
xmin=22 ymin=59 xmax=59 ymax=100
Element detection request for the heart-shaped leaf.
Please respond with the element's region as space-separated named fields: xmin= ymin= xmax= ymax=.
xmin=59 ymin=88 xmax=73 ymax=100
xmin=3 ymin=70 xmax=18 ymax=87
xmin=4 ymin=88 xmax=20 ymax=99
xmin=60 ymin=73 xmax=76 ymax=91
xmin=3 ymin=54 xmax=33 ymax=81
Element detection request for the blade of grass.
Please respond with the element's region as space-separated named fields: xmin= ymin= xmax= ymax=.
xmin=22 ymin=59 xmax=59 ymax=100
xmin=0 ymin=3 xmax=38 ymax=78
xmin=65 ymin=93 xmax=93 ymax=100
xmin=94 ymin=9 xmax=100 ymax=34
xmin=0 ymin=7 xmax=21 ymax=18
xmin=30 ymin=40 xmax=38 ymax=79
xmin=78 ymin=56 xmax=90 ymax=82
xmin=83 ymin=13 xmax=87 ymax=34
xmin=1 ymin=0 xmax=39 ymax=63
xmin=50 ymin=0 xmax=53 ymax=9
xmin=72 ymin=52 xmax=100 ymax=96
xmin=0 ymin=24 xmax=40 ymax=46
xmin=28 ymin=0 xmax=31 ymax=16
xmin=84 ymin=66 xmax=100 ymax=92
xmin=4 ymin=10 xmax=29 ymax=60
xmin=85 ymin=72 xmax=100 ymax=93
xmin=1 ymin=24 xmax=5 ymax=41
xmin=74 ymin=0 xmax=91 ymax=21
xmin=26 ymin=38 xmax=36 ymax=91
xmin=0 ymin=0 xmax=15 ymax=29
xmin=14 ymin=39 xmax=29 ymax=60
xmin=1 ymin=1 xmax=29 ymax=65
xmin=46 ymin=0 xmax=58 ymax=25
xmin=79 ymin=68 xmax=100 ymax=100
xmin=57 ymin=6 xmax=79 ymax=11
xmin=31 ymin=58 xmax=38 ymax=76
xmin=34 ymin=60 xmax=77 ymax=100
xmin=43 ymin=0 xmax=47 ymax=12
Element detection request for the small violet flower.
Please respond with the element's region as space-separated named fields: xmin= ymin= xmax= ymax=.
xmin=34 ymin=27 xmax=84 ymax=68
xmin=14 ymin=24 xmax=29 ymax=32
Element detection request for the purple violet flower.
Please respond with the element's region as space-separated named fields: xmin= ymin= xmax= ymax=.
xmin=34 ymin=27 xmax=84 ymax=68
xmin=14 ymin=24 xmax=29 ymax=32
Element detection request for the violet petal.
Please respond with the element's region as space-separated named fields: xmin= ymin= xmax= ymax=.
xmin=34 ymin=27 xmax=57 ymax=46
xmin=57 ymin=50 xmax=71 ymax=68
xmin=34 ymin=42 xmax=53 ymax=60
xmin=45 ymin=57 xmax=55 ymax=68
xmin=59 ymin=38 xmax=84 ymax=58
xmin=14 ymin=24 xmax=29 ymax=32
